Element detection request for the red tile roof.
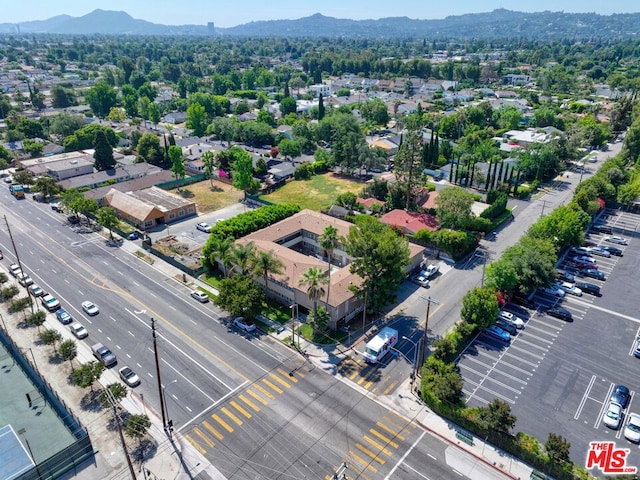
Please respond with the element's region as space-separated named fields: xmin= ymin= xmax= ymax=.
xmin=379 ymin=209 xmax=439 ymax=234
xmin=356 ymin=197 xmax=385 ymax=209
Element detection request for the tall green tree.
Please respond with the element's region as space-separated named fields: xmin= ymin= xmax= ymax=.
xmin=230 ymin=147 xmax=260 ymax=200
xmin=59 ymin=339 xmax=78 ymax=370
xmin=229 ymin=241 xmax=256 ymax=276
xmin=168 ymin=145 xmax=185 ymax=184
xmin=319 ymin=226 xmax=339 ymax=308
xmin=253 ymin=250 xmax=284 ymax=295
xmin=477 ymin=399 xmax=517 ymax=434
xmin=299 ymin=267 xmax=328 ymax=323
xmin=85 ymin=80 xmax=117 ymax=118
xmin=201 ymin=150 xmax=217 ymax=187
xmin=70 ymin=361 xmax=105 ymax=391
xmin=186 ymin=102 xmax=208 ymax=137
xmin=460 ymin=286 xmax=499 ymax=330
xmin=93 ymin=129 xmax=116 ymax=171
xmin=435 ymin=186 xmax=475 ymax=230
xmin=344 ymin=215 xmax=410 ymax=312
xmin=318 ymin=93 xmax=325 ymax=120
xmin=215 ymin=275 xmax=265 ymax=319
xmin=40 ymin=329 xmax=63 ymax=354
xmin=394 ymin=115 xmax=424 ymax=209
xmin=97 ymin=207 xmax=120 ymax=241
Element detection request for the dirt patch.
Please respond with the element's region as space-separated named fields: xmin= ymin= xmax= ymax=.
xmin=168 ymin=179 xmax=243 ymax=214
xmin=153 ymin=236 xmax=203 ymax=271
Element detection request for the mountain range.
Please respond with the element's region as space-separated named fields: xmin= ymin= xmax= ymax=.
xmin=1 ymin=9 xmax=640 ymax=39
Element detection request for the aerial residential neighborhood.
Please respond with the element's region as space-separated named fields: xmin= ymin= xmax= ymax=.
xmin=1 ymin=5 xmax=640 ymax=480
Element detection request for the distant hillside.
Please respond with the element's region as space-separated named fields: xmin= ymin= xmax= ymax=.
xmin=1 ymin=8 xmax=640 ymax=39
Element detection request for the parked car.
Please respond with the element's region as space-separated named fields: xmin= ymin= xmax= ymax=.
xmin=580 ymin=269 xmax=605 ymax=281
xmin=28 ymin=284 xmax=45 ymax=297
xmin=540 ymin=286 xmax=565 ymax=298
xmin=81 ymin=301 xmax=99 ymax=316
xmin=589 ymin=247 xmax=611 ymax=258
xmin=41 ymin=294 xmax=60 ymax=312
xmin=128 ymin=231 xmax=140 ymax=240
xmin=16 ymin=273 xmax=34 ymax=287
xmin=557 ymin=270 xmax=575 ymax=283
xmin=497 ymin=310 xmax=525 ymax=329
xmin=119 ymin=366 xmax=141 ymax=387
xmin=422 ymin=264 xmax=440 ymax=279
xmin=557 ymin=282 xmax=582 ymax=297
xmin=69 ymin=322 xmax=88 ymax=339
xmin=570 ymin=247 xmax=592 ymax=256
xmin=601 ymin=245 xmax=623 ymax=256
xmin=412 ymin=275 xmax=429 ymax=288
xmin=633 ymin=337 xmax=640 ymax=358
xmin=591 ymin=224 xmax=612 ymax=234
xmin=511 ymin=293 xmax=536 ymax=309
xmin=56 ymin=308 xmax=73 ymax=325
xmin=482 ymin=325 xmax=511 ymax=343
xmin=9 ymin=264 xmax=22 ymax=276
xmin=603 ymin=402 xmax=623 ymax=429
xmin=574 ymin=281 xmax=600 ymax=296
xmin=605 ymin=235 xmax=628 ymax=245
xmin=495 ymin=320 xmax=517 ymax=336
xmin=91 ymin=343 xmax=117 ymax=367
xmin=196 ymin=222 xmax=212 ymax=233
xmin=612 ymin=385 xmax=631 ymax=409
xmin=574 ymin=255 xmax=596 ymax=265
xmin=545 ymin=306 xmax=573 ymax=322
xmin=572 ymin=258 xmax=598 ymax=269
xmin=625 ymin=413 xmax=640 ymax=443
xmin=190 ymin=290 xmax=209 ymax=303
xmin=233 ymin=317 xmax=256 ymax=332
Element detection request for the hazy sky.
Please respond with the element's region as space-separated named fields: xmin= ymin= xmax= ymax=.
xmin=5 ymin=0 xmax=640 ymax=28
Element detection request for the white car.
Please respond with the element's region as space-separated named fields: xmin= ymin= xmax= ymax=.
xmin=119 ymin=366 xmax=141 ymax=387
xmin=605 ymin=235 xmax=628 ymax=245
xmin=196 ymin=222 xmax=212 ymax=233
xmin=190 ymin=290 xmax=209 ymax=303
xmin=589 ymin=247 xmax=611 ymax=258
xmin=413 ymin=275 xmax=429 ymax=288
xmin=624 ymin=413 xmax=640 ymax=443
xmin=9 ymin=264 xmax=22 ymax=277
xmin=603 ymin=402 xmax=623 ymax=429
xmin=16 ymin=273 xmax=34 ymax=287
xmin=41 ymin=294 xmax=60 ymax=312
xmin=423 ymin=264 xmax=440 ymax=279
xmin=81 ymin=301 xmax=99 ymax=316
xmin=233 ymin=317 xmax=256 ymax=332
xmin=557 ymin=282 xmax=582 ymax=297
xmin=497 ymin=311 xmax=525 ymax=329
xmin=28 ymin=284 xmax=45 ymax=297
xmin=69 ymin=322 xmax=88 ymax=339
xmin=540 ymin=286 xmax=565 ymax=298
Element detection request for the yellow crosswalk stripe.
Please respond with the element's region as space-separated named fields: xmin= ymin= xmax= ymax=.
xmin=231 ymin=400 xmax=252 ymax=419
xmin=382 ymin=380 xmax=399 ymax=395
xmin=357 ymin=375 xmax=366 ymax=385
xmin=363 ymin=435 xmax=392 ymax=456
xmin=369 ymin=428 xmax=399 ymax=449
xmin=247 ymin=388 xmax=269 ymax=405
xmin=375 ymin=422 xmax=405 ymax=441
xmin=269 ymin=372 xmax=291 ymax=388
xmin=239 ymin=394 xmax=260 ymax=411
xmin=212 ymin=413 xmax=234 ymax=433
xmin=355 ymin=443 xmax=386 ymax=465
xmin=253 ymin=383 xmax=276 ymax=400
xmin=262 ymin=378 xmax=283 ymax=394
xmin=278 ymin=368 xmax=298 ymax=382
xmin=364 ymin=380 xmax=374 ymax=390
xmin=185 ymin=434 xmax=206 ymax=454
xmin=202 ymin=420 xmax=224 ymax=441
xmin=387 ymin=411 xmax=415 ymax=428
xmin=383 ymin=415 xmax=408 ymax=432
xmin=349 ymin=450 xmax=378 ymax=473
xmin=222 ymin=406 xmax=243 ymax=426
xmin=349 ymin=368 xmax=360 ymax=380
xmin=193 ymin=427 xmax=215 ymax=447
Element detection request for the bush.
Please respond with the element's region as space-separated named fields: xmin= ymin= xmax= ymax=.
xmin=480 ymin=191 xmax=508 ymax=219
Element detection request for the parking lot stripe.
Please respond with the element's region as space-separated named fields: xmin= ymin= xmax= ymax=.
xmin=516 ymin=334 xmax=555 ymax=347
xmin=594 ymin=383 xmax=615 ymax=429
xmin=500 ymin=351 xmax=540 ymax=370
xmin=575 ymin=302 xmax=640 ymax=324
xmin=523 ymin=323 xmax=560 ymax=336
xmin=506 ymin=345 xmax=546 ymax=361
xmin=202 ymin=420 xmax=224 ymax=441
xmin=376 ymin=422 xmax=405 ymax=441
xmin=464 ymin=379 xmax=515 ymax=404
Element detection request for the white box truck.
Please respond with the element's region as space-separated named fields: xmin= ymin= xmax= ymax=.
xmin=363 ymin=327 xmax=398 ymax=363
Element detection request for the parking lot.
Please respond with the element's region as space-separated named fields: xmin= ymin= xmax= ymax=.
xmin=457 ymin=208 xmax=640 ymax=466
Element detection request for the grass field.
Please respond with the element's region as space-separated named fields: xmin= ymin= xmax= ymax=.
xmin=169 ymin=179 xmax=243 ymax=214
xmin=260 ymin=173 xmax=365 ymax=211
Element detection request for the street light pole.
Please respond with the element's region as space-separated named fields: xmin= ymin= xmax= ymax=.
xmin=151 ymin=318 xmax=167 ymax=432
xmin=361 ymin=290 xmax=368 ymax=332
xmin=290 ymin=304 xmax=298 ymax=350
xmin=402 ymin=336 xmax=418 ymax=391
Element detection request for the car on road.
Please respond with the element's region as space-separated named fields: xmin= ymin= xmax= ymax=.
xmin=545 ymin=306 xmax=573 ymax=322
xmin=190 ymin=290 xmax=209 ymax=303
xmin=605 ymin=235 xmax=628 ymax=245
xmin=482 ymin=325 xmax=511 ymax=343
xmin=624 ymin=413 xmax=640 ymax=443
xmin=591 ymin=224 xmax=613 ymax=234
xmin=580 ymin=269 xmax=605 ymax=281
xmin=41 ymin=294 xmax=60 ymax=311
xmin=601 ymin=245 xmax=623 ymax=256
xmin=16 ymin=273 xmax=34 ymax=287
xmin=589 ymin=246 xmax=611 ymax=258
xmin=603 ymin=402 xmax=623 ymax=429
xmin=69 ymin=322 xmax=88 ymax=339
xmin=196 ymin=222 xmax=212 ymax=233
xmin=574 ymin=281 xmax=600 ymax=296
xmin=233 ymin=317 xmax=256 ymax=332
xmin=56 ymin=309 xmax=73 ymax=325
xmin=557 ymin=282 xmax=582 ymax=297
xmin=557 ymin=270 xmax=575 ymax=283
xmin=119 ymin=367 xmax=141 ymax=387
xmin=81 ymin=301 xmax=99 ymax=316
xmin=612 ymin=385 xmax=631 ymax=408
xmin=28 ymin=284 xmax=44 ymax=297
xmin=540 ymin=285 xmax=565 ymax=298
xmin=495 ymin=320 xmax=517 ymax=335
xmin=497 ymin=310 xmax=525 ymax=329
xmin=412 ymin=275 xmax=429 ymax=288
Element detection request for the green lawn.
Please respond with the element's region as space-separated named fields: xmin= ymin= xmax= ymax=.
xmin=260 ymin=173 xmax=365 ymax=211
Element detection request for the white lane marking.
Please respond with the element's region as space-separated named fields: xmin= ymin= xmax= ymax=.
xmin=594 ymin=383 xmax=615 ymax=429
xmin=384 ymin=431 xmax=426 ymax=480
xmin=575 ymin=375 xmax=596 ymax=420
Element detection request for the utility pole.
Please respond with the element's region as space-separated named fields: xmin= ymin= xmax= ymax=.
xmin=105 ymin=388 xmax=137 ymax=479
xmin=4 ymin=215 xmax=34 ymax=312
xmin=419 ymin=297 xmax=440 ymax=370
xmin=151 ymin=319 xmax=167 ymax=431
xmin=539 ymin=199 xmax=550 ymax=218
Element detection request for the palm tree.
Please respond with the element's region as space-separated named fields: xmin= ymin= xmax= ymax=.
xmin=229 ymin=241 xmax=256 ymax=276
xmin=253 ymin=250 xmax=284 ymax=295
xmin=209 ymin=236 xmax=234 ymax=277
xmin=319 ymin=226 xmax=339 ymax=308
xmin=298 ymin=267 xmax=328 ymax=322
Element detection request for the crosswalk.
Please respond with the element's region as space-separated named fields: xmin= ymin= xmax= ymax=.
xmin=184 ymin=367 xmax=305 ymax=453
xmin=338 ymin=356 xmax=399 ymax=395
xmin=325 ymin=413 xmax=416 ymax=480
